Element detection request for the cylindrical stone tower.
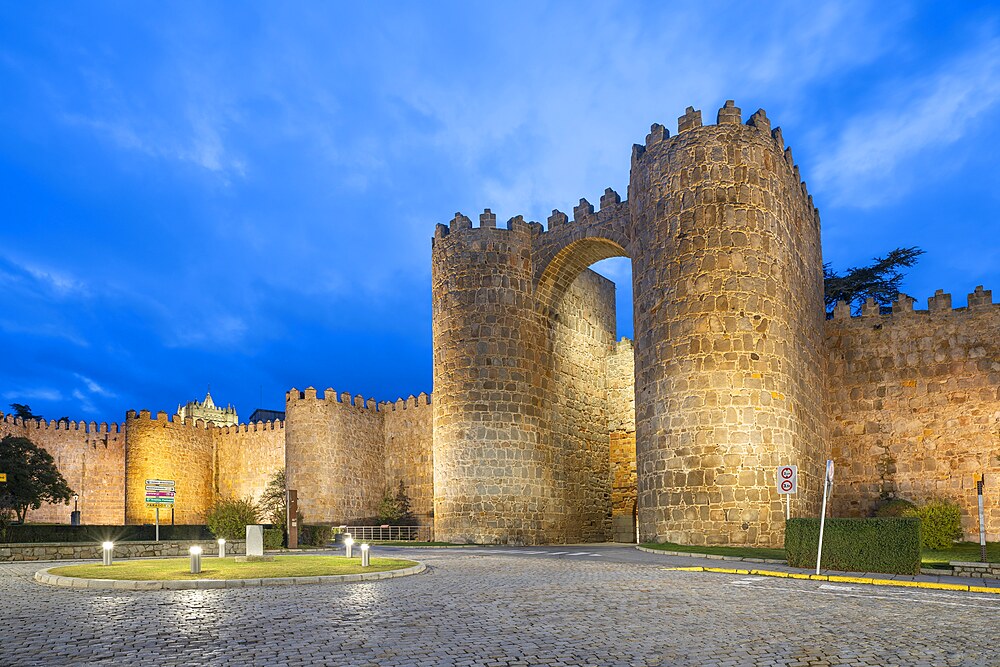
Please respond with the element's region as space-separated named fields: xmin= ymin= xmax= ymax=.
xmin=628 ymin=102 xmax=827 ymax=547
xmin=431 ymin=212 xmax=557 ymax=544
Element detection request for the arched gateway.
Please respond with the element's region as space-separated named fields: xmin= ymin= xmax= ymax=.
xmin=431 ymin=102 xmax=828 ymax=547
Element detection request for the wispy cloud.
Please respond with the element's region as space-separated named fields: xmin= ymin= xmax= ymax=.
xmin=3 ymin=388 xmax=62 ymax=402
xmin=71 ymin=389 xmax=97 ymax=414
xmin=0 ymin=255 xmax=88 ymax=297
xmin=813 ymin=36 xmax=1000 ymax=207
xmin=74 ymin=374 xmax=116 ymax=398
xmin=63 ymin=109 xmax=246 ymax=178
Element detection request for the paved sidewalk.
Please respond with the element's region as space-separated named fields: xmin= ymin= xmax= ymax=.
xmin=635 ymin=546 xmax=1000 ymax=591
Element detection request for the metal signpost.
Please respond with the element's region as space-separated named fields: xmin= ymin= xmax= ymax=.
xmin=145 ymin=479 xmax=175 ymax=542
xmin=776 ymin=465 xmax=798 ymax=520
xmin=978 ymin=475 xmax=987 ymax=563
xmin=815 ymin=460 xmax=834 ymax=576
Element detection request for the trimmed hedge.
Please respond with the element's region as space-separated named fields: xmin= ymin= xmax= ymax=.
xmin=0 ymin=524 xmax=214 ymax=544
xmin=263 ymin=527 xmax=284 ymax=549
xmin=299 ymin=524 xmax=333 ymax=547
xmin=785 ymin=517 xmax=921 ymax=575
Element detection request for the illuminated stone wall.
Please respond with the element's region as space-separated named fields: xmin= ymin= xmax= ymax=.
xmin=825 ymin=289 xmax=1000 ymax=540
xmin=0 ymin=415 xmax=125 ymax=524
xmin=381 ymin=394 xmax=434 ymax=526
xmin=214 ymin=421 xmax=285 ymax=504
xmin=607 ymin=338 xmax=637 ymax=539
xmin=629 ymin=103 xmax=827 ymax=547
xmin=431 ymin=101 xmax=826 ymax=546
xmin=284 ymin=388 xmax=385 ymax=524
xmin=124 ymin=411 xmax=215 ymax=525
xmin=550 ymin=269 xmax=617 ymax=542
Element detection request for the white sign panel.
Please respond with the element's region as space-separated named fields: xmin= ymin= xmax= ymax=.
xmin=776 ymin=465 xmax=798 ymax=494
xmin=145 ymin=479 xmax=175 ymax=506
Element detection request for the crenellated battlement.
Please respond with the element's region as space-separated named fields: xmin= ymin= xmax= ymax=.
xmin=828 ymin=286 xmax=998 ymax=323
xmin=286 ymin=386 xmax=429 ymax=413
xmin=0 ymin=412 xmax=123 ymax=434
xmin=631 ymin=101 xmax=820 ymax=224
xmin=378 ymin=391 xmax=432 ymax=412
xmin=433 ymin=209 xmax=539 ymax=244
xmin=216 ymin=419 xmax=284 ymax=435
xmin=124 ymin=408 xmax=283 ymax=433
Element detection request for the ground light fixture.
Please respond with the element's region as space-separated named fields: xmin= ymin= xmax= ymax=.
xmin=360 ymin=543 xmax=370 ymax=567
xmin=101 ymin=541 xmax=114 ymax=566
xmin=344 ymin=535 xmax=354 ymax=558
xmin=217 ymin=538 xmax=226 ymax=558
xmin=190 ymin=546 xmax=202 ymax=574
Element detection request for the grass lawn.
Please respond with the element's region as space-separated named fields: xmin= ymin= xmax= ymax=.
xmin=920 ymin=542 xmax=1000 ymax=568
xmin=48 ymin=555 xmax=416 ymax=581
xmin=368 ymin=541 xmax=463 ymax=547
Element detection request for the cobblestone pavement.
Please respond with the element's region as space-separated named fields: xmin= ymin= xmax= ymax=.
xmin=2 ymin=547 xmax=998 ymax=667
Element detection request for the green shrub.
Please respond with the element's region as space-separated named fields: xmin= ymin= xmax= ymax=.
xmin=873 ymin=498 xmax=917 ymax=518
xmin=299 ymin=524 xmax=332 ymax=547
xmin=263 ymin=527 xmax=284 ymax=549
xmin=785 ymin=517 xmax=921 ymax=575
xmin=205 ymin=497 xmax=260 ymax=541
xmin=916 ymin=500 xmax=963 ymax=550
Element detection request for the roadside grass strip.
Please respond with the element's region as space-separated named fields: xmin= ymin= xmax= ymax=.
xmin=661 ymin=566 xmax=1000 ymax=595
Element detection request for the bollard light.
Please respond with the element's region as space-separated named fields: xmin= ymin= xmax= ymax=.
xmin=360 ymin=542 xmax=370 ymax=567
xmin=189 ymin=545 xmax=202 ymax=574
xmin=217 ymin=538 xmax=226 ymax=558
xmin=344 ymin=535 xmax=354 ymax=559
xmin=102 ymin=541 xmax=114 ymax=566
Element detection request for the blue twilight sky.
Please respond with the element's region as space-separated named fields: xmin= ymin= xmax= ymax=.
xmin=1 ymin=2 xmax=999 ymax=422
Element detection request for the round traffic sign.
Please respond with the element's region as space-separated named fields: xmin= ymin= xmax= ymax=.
xmin=780 ymin=479 xmax=793 ymax=492
xmin=780 ymin=467 xmax=794 ymax=479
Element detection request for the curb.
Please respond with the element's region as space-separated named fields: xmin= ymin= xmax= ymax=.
xmin=635 ymin=545 xmax=786 ymax=565
xmin=34 ymin=562 xmax=426 ymax=591
xmin=660 ymin=566 xmax=1000 ymax=595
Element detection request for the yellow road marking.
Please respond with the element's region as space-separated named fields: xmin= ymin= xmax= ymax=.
xmin=660 ymin=566 xmax=1000 ymax=595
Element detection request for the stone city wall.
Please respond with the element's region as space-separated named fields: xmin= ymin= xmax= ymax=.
xmin=214 ymin=420 xmax=286 ymax=504
xmin=825 ymin=288 xmax=1000 ymax=540
xmin=381 ymin=393 xmax=434 ymax=526
xmin=0 ymin=414 xmax=126 ymax=525
xmin=550 ymin=269 xmax=617 ymax=542
xmin=607 ymin=338 xmax=637 ymax=541
xmin=628 ymin=102 xmax=827 ymax=547
xmin=285 ymin=388 xmax=385 ymax=525
xmin=124 ymin=411 xmax=215 ymax=525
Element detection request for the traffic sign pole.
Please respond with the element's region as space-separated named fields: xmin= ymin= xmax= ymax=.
xmin=776 ymin=466 xmax=797 ymax=521
xmin=155 ymin=506 xmax=160 ymax=542
xmin=816 ymin=460 xmax=834 ymax=576
xmin=978 ymin=476 xmax=987 ymax=563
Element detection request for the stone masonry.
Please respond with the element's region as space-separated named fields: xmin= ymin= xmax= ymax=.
xmin=431 ymin=101 xmax=827 ymax=547
xmin=5 ymin=101 xmax=998 ymax=549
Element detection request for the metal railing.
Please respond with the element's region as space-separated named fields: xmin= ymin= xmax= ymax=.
xmin=341 ymin=525 xmax=433 ymax=542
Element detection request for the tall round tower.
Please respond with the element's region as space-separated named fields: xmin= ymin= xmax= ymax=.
xmin=628 ymin=102 xmax=827 ymax=546
xmin=431 ymin=211 xmax=558 ymax=544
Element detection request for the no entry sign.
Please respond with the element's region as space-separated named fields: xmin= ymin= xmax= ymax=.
xmin=776 ymin=465 xmax=798 ymax=494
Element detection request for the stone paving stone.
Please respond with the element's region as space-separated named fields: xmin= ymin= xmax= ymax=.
xmin=0 ymin=552 xmax=997 ymax=666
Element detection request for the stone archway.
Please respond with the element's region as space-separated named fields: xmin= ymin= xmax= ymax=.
xmin=535 ymin=234 xmax=636 ymax=543
xmin=431 ymin=102 xmax=827 ymax=547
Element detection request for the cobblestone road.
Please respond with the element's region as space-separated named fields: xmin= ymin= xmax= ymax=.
xmin=1 ymin=547 xmax=998 ymax=667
